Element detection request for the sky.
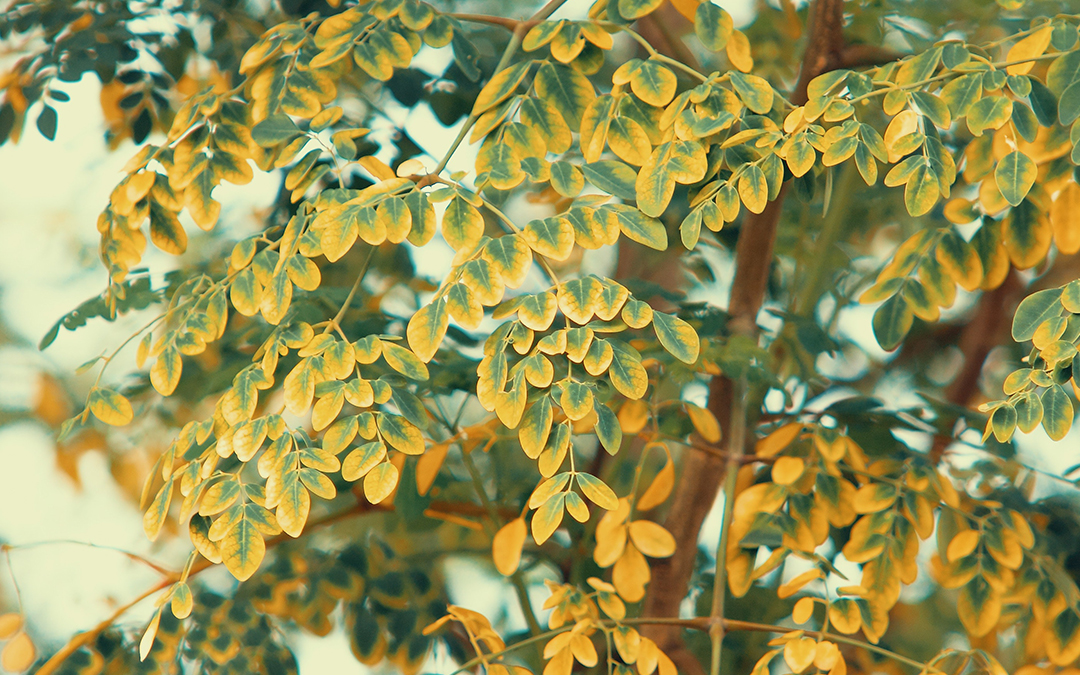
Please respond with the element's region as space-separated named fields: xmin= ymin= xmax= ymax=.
xmin=1 ymin=0 xmax=1079 ymax=672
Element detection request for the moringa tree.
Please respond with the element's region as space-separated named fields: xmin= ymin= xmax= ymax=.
xmin=3 ymin=1 xmax=1080 ymax=675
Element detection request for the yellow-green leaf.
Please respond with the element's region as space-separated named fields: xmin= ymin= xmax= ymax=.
xmin=473 ymin=60 xmax=532 ymax=115
xmin=364 ymin=461 xmax=399 ymax=503
xmin=221 ymin=516 xmax=266 ymax=581
xmin=377 ymin=412 xmax=425 ymax=455
xmin=89 ymin=387 xmax=134 ymax=426
xmin=652 ymin=312 xmax=699 ymax=364
xmin=407 ymin=298 xmax=449 ymax=362
xmin=995 ymin=151 xmax=1037 ymax=207
xmin=381 ymin=341 xmax=430 ymax=380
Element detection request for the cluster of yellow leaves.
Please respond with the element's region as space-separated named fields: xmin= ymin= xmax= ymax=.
xmin=752 ymin=634 xmax=847 ymax=675
xmin=726 ymin=423 xmax=958 ymax=642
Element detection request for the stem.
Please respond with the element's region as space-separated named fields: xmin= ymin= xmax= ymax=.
xmin=432 ymin=0 xmax=568 ymax=177
xmin=460 ymin=449 xmax=544 ymax=638
xmin=794 ymin=163 xmax=857 ymax=317
xmin=708 ymin=376 xmax=747 ymax=675
xmin=323 ymin=245 xmax=375 ymax=335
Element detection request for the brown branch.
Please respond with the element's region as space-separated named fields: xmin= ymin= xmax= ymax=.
xmin=639 ymin=1 xmax=848 ymax=671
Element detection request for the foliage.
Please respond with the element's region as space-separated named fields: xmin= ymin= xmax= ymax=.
xmin=4 ymin=1 xmax=1080 ymax=675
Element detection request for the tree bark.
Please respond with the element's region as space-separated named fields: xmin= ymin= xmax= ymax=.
xmin=639 ymin=1 xmax=849 ymax=670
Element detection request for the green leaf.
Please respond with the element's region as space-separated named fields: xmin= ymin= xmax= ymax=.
xmin=381 ymin=341 xmax=430 ymax=380
xmin=551 ymin=161 xmax=584 ymax=197
xmin=473 ymin=60 xmax=532 ymax=115
xmin=995 ymin=151 xmax=1037 ymax=206
xmin=377 ymin=412 xmax=425 ymax=455
xmin=594 ymin=402 xmax=622 ymax=455
xmin=940 ymin=73 xmax=983 ymax=118
xmin=990 ymin=403 xmax=1018 ymax=443
xmin=534 ymin=61 xmax=595 ymax=130
xmin=904 ymin=164 xmax=940 ymax=217
xmin=582 ymin=161 xmax=637 ymax=200
xmin=729 ymin=72 xmax=773 ymax=114
xmin=252 ymin=114 xmax=302 ymax=147
xmin=652 ymin=311 xmax=699 ymax=364
xmin=695 ymin=2 xmax=733 ymax=51
xmin=520 ymin=96 xmax=572 ymax=154
xmin=1041 ymin=384 xmax=1074 ymax=441
xmin=1012 ymin=288 xmax=1063 ymax=342
xmin=872 ymin=294 xmax=914 ymax=351
xmin=1059 ymin=80 xmax=1080 ymax=126
xmin=604 ymin=204 xmax=667 ymax=250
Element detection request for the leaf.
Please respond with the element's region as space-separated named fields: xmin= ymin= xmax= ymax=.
xmin=524 ymin=217 xmax=575 ymax=261
xmin=252 ymin=113 xmax=302 ymax=147
xmin=377 ymin=413 xmax=425 ymax=455
xmin=636 ymin=141 xmax=707 ymax=217
xmin=493 ymin=518 xmax=527 ymax=575
xmin=628 ymin=520 xmax=675 ymax=557
xmin=631 ymin=60 xmax=677 ymax=107
xmin=995 ymin=151 xmax=1037 ymax=206
xmin=1042 ymin=384 xmax=1074 ymax=441
xmin=364 ymin=461 xmax=399 ymax=503
xmin=872 ymin=294 xmax=914 ymax=351
xmin=1013 ymin=288 xmax=1063 ymax=342
xmin=139 ymin=611 xmax=160 ymax=662
xmin=37 ymin=104 xmax=58 ymax=140
xmin=441 ymin=196 xmax=483 ymax=252
xmin=695 ymin=2 xmax=733 ymax=51
xmin=578 ymin=473 xmax=619 ymax=510
xmin=381 ymin=341 xmax=429 ymax=380
xmin=652 ymin=312 xmax=699 ymax=364
xmin=582 ymin=160 xmax=638 ymax=200
xmin=619 ymin=0 xmax=664 ymax=20
xmin=1006 ymin=26 xmax=1053 ymax=76
xmin=407 ymin=298 xmax=449 ymax=362
xmin=729 ymin=72 xmax=773 ymax=114
xmin=686 ymin=403 xmax=721 ymax=443
xmin=88 ymin=387 xmax=134 ymax=426
xmin=560 ymin=380 xmax=595 ymax=421
xmin=637 ymin=456 xmax=674 ymax=510
xmin=531 ymin=493 xmax=565 ymax=544
xmin=473 ymin=60 xmax=532 ymax=115
xmin=738 ymin=165 xmax=769 ymax=214
xmin=904 ymin=164 xmax=940 ymax=217
xmin=606 ymin=204 xmax=667 ymax=250
xmin=534 ymin=62 xmax=594 ymax=130
xmin=221 ymin=516 xmax=265 ymax=581
xmin=276 ymin=473 xmax=310 ymax=537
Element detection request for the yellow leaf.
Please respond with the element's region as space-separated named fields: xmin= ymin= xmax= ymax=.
xmin=637 ymin=452 xmax=674 ymax=511
xmin=1051 ymin=182 xmax=1080 ymax=255
xmin=220 ymin=517 xmax=265 ymax=581
xmin=0 ymin=631 xmax=35 ymax=672
xmin=783 ymin=637 xmax=817 ymax=674
xmin=0 ymin=614 xmax=23 ymax=639
xmin=88 ymin=387 xmax=134 ymax=426
xmin=139 ymin=610 xmax=161 ymax=662
xmin=792 ymin=597 xmax=815 ymax=625
xmin=613 ymin=544 xmax=650 ymax=601
xmin=364 ymin=461 xmax=399 ymax=503
xmin=755 ymin=422 xmax=802 ymax=458
xmin=1005 ymin=26 xmax=1053 ymax=76
xmin=628 ymin=520 xmax=675 ymax=557
xmin=852 ymin=483 xmax=897 ymax=513
xmin=531 ymin=493 xmax=565 ymax=544
xmin=778 ymin=569 xmax=824 ymax=598
xmin=884 ymin=110 xmax=919 ymax=163
xmin=726 ymin=29 xmax=753 ymax=72
xmin=828 ymin=598 xmax=862 ymax=634
xmin=772 ymin=456 xmax=805 ymax=485
xmin=685 ymin=403 xmax=721 ymax=443
xmin=493 ymin=517 xmax=527 ymax=575
xmin=947 ymin=529 xmax=981 ymax=561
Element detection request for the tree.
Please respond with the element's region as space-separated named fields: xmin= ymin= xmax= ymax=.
xmin=3 ymin=0 xmax=1080 ymax=674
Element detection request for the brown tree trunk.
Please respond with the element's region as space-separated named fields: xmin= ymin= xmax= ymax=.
xmin=639 ymin=2 xmax=849 ymax=671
